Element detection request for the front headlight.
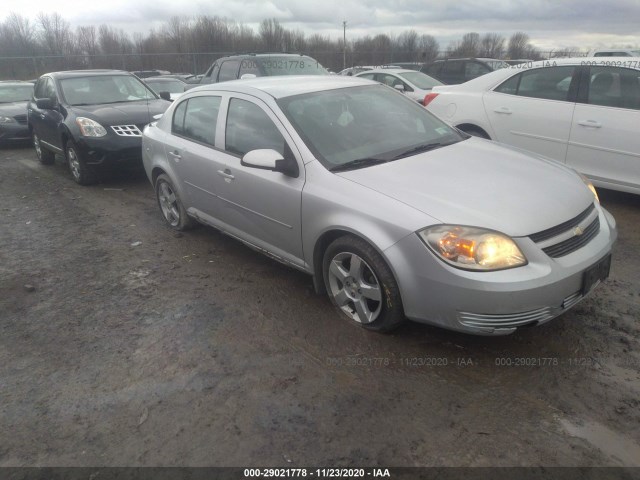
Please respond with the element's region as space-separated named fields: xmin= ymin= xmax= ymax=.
xmin=578 ymin=173 xmax=599 ymax=203
xmin=0 ymin=116 xmax=15 ymax=124
xmin=418 ymin=225 xmax=527 ymax=271
xmin=76 ymin=117 xmax=107 ymax=137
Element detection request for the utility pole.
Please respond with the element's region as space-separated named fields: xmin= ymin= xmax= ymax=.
xmin=343 ymin=20 xmax=347 ymax=70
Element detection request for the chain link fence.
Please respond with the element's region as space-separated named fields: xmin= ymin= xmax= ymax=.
xmin=0 ymin=50 xmax=587 ymax=81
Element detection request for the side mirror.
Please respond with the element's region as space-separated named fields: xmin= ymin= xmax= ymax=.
xmin=36 ymin=97 xmax=55 ymax=110
xmin=159 ymin=91 xmax=171 ymax=101
xmin=394 ymin=84 xmax=405 ymax=92
xmin=240 ymin=74 xmax=257 ymax=80
xmin=241 ymin=149 xmax=299 ymax=177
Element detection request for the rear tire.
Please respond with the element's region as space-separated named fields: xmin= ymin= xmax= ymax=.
xmin=323 ymin=235 xmax=405 ymax=333
xmin=66 ymin=140 xmax=98 ymax=185
xmin=33 ymin=132 xmax=55 ymax=165
xmin=154 ymin=173 xmax=194 ymax=231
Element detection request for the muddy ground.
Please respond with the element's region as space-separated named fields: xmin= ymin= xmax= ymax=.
xmin=0 ymin=144 xmax=639 ymax=468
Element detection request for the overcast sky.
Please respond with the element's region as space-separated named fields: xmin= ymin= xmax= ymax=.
xmin=2 ymin=0 xmax=640 ymax=51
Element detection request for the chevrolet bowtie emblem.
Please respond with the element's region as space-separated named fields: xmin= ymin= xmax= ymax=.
xmin=574 ymin=226 xmax=584 ymax=236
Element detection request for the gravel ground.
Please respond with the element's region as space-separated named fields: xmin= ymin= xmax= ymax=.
xmin=1 ymin=144 xmax=639 ymax=467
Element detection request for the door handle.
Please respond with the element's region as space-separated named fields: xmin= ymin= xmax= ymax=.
xmin=493 ymin=107 xmax=512 ymax=114
xmin=168 ymin=150 xmax=182 ymax=160
xmin=577 ymin=120 xmax=602 ymax=128
xmin=217 ymin=169 xmax=235 ymax=180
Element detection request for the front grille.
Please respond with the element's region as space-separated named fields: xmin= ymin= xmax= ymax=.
xmin=111 ymin=125 xmax=142 ymax=137
xmin=542 ymin=217 xmax=600 ymax=258
xmin=529 ymin=204 xmax=595 ymax=243
xmin=13 ymin=114 xmax=27 ymax=125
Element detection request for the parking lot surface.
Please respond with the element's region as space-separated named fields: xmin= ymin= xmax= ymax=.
xmin=1 ymin=144 xmax=639 ymax=467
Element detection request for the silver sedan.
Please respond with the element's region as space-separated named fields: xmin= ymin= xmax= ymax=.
xmin=142 ymin=76 xmax=616 ymax=335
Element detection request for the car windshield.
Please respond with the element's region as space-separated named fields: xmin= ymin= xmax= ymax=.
xmin=0 ymin=84 xmax=33 ymax=103
xmin=398 ymin=72 xmax=443 ymax=90
xmin=258 ymin=56 xmax=328 ymax=76
xmin=60 ymin=75 xmax=156 ymax=106
xmin=278 ymin=84 xmax=463 ymax=170
xmin=146 ymin=79 xmax=185 ymax=94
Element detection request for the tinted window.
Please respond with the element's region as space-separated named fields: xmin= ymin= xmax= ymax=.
xmin=258 ymin=56 xmax=327 ymax=76
xmin=238 ymin=59 xmax=261 ymax=78
xmin=218 ymin=60 xmax=240 ymax=82
xmin=36 ymin=78 xmax=56 ymax=100
xmin=465 ymin=61 xmax=490 ymax=80
xmin=495 ymin=66 xmax=576 ymax=101
xmin=440 ymin=61 xmax=465 ymax=83
xmin=376 ymin=73 xmax=405 ymax=88
xmin=423 ymin=63 xmax=442 ymax=76
xmin=587 ymin=66 xmax=640 ymax=110
xmin=358 ymin=73 xmax=376 ymax=80
xmin=225 ymin=98 xmax=285 ymax=156
xmin=181 ymin=96 xmax=221 ymax=146
xmin=172 ymin=99 xmax=188 ymax=135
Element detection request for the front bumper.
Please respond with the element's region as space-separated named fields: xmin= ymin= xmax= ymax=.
xmin=0 ymin=123 xmax=30 ymax=142
xmin=75 ymin=134 xmax=143 ymax=167
xmin=384 ymin=205 xmax=617 ymax=335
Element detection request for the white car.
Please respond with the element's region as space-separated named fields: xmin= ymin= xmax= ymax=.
xmin=588 ymin=48 xmax=640 ymax=57
xmin=356 ymin=69 xmax=443 ymax=104
xmin=425 ymin=57 xmax=640 ymax=195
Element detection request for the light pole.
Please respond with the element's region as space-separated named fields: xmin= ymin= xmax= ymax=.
xmin=343 ymin=20 xmax=347 ymax=70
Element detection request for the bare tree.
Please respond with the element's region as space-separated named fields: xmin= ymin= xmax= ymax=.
xmin=418 ymin=34 xmax=439 ymax=62
xmin=396 ymin=30 xmax=419 ymax=62
xmin=452 ymin=32 xmax=480 ymax=57
xmin=259 ymin=18 xmax=285 ymax=51
xmin=37 ymin=12 xmax=72 ymax=56
xmin=480 ymin=33 xmax=504 ymax=58
xmin=507 ymin=32 xmax=530 ymax=59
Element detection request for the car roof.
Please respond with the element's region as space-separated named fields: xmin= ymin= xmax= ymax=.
xmin=356 ymin=69 xmax=419 ymax=75
xmin=189 ymin=75 xmax=373 ymax=99
xmin=43 ymin=70 xmax=132 ymax=80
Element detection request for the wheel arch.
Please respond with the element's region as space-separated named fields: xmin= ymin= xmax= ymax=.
xmin=455 ymin=123 xmax=492 ymax=139
xmin=311 ymin=227 xmax=403 ymax=296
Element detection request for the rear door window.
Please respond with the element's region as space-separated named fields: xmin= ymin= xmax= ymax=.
xmin=175 ymin=96 xmax=221 ymax=146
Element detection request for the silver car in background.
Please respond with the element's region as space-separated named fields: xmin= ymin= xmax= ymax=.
xmin=142 ymin=76 xmax=616 ymax=335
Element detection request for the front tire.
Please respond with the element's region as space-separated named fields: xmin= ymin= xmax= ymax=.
xmin=154 ymin=173 xmax=194 ymax=231
xmin=33 ymin=132 xmax=55 ymax=165
xmin=323 ymin=235 xmax=405 ymax=333
xmin=66 ymin=141 xmax=98 ymax=185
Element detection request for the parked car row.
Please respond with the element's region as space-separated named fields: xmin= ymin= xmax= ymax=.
xmin=14 ymin=58 xmax=620 ymax=337
xmin=424 ymin=57 xmax=640 ymax=195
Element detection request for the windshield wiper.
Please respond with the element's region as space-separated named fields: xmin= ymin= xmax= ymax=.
xmin=330 ymin=158 xmax=389 ymax=172
xmin=392 ymin=142 xmax=451 ymax=160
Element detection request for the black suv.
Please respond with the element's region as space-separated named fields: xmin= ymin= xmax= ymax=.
xmin=28 ymin=70 xmax=170 ymax=185
xmin=421 ymin=58 xmax=509 ymax=85
xmin=192 ymin=53 xmax=328 ymax=86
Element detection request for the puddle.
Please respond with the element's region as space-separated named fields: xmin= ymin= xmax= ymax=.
xmin=559 ymin=417 xmax=640 ymax=466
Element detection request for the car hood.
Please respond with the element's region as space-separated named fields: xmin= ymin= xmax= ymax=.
xmin=336 ymin=138 xmax=594 ymax=237
xmin=72 ymin=100 xmax=170 ymax=126
xmin=0 ymin=101 xmax=28 ymax=116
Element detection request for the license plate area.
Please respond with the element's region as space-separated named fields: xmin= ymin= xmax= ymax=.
xmin=582 ymin=254 xmax=611 ymax=295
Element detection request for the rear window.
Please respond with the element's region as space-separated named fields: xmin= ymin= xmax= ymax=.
xmin=257 ymin=56 xmax=327 ymax=76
